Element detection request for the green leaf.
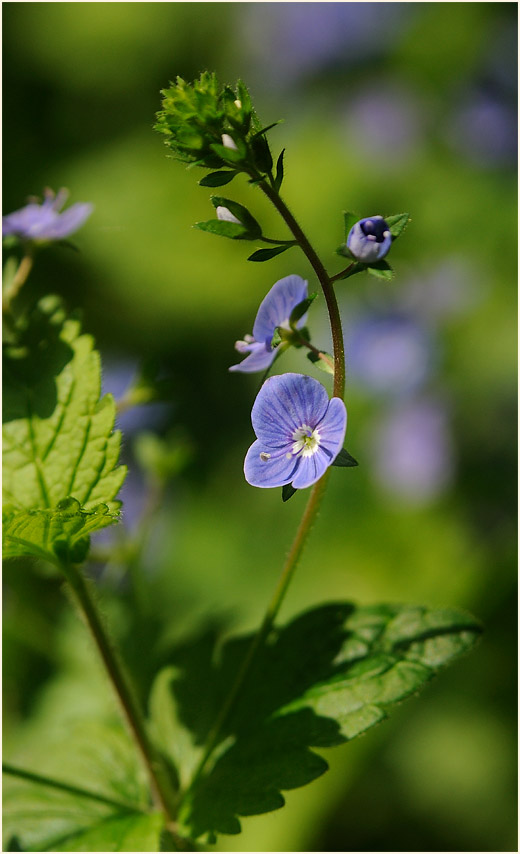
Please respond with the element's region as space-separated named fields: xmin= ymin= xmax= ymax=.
xmin=306 ymin=350 xmax=334 ymax=375
xmin=209 ymin=196 xmax=262 ymax=239
xmin=156 ymin=602 xmax=480 ymax=841
xmin=282 ymin=483 xmax=297 ymax=503
xmin=385 ymin=212 xmax=410 ymax=240
xmin=3 ymin=499 xmax=119 ymax=565
xmin=198 ymin=171 xmax=238 ymax=187
xmin=251 ymin=134 xmax=273 ymax=174
xmin=194 ymin=219 xmax=249 ymax=240
xmin=274 ymin=149 xmax=285 ymax=192
xmin=247 ymin=244 xmax=293 ymax=262
xmin=342 ymin=211 xmax=359 ymax=240
xmin=51 ymin=813 xmax=164 ymax=852
xmin=208 ymin=143 xmax=246 ymax=165
xmin=331 ymin=448 xmax=359 ymax=467
xmin=289 ymin=293 xmax=317 ymax=326
xmin=366 ymin=260 xmax=395 ymax=281
xmin=2 ymin=296 xmax=126 ymax=561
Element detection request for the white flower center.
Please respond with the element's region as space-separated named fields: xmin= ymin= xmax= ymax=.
xmin=291 ymin=424 xmax=320 ymax=458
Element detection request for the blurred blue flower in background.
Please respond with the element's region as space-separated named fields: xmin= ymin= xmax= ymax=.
xmin=447 ymin=90 xmax=517 ymax=166
xmin=2 ymin=188 xmax=93 ymax=242
xmin=347 ymin=313 xmax=433 ymax=397
xmin=242 ymin=3 xmax=415 ymax=87
xmin=343 ymin=84 xmax=424 ymax=164
xmin=368 ymin=397 xmax=455 ymax=504
xmin=401 ymin=255 xmax=483 ymax=322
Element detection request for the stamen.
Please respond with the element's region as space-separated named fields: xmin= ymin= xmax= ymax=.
xmin=260 ymin=452 xmax=271 ymax=462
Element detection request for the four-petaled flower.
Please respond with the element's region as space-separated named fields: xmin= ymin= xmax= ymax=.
xmin=347 ymin=216 xmax=392 ymax=263
xmin=244 ymin=373 xmax=347 ymax=489
xmin=2 ymin=188 xmax=93 ymax=243
xmin=230 ymin=274 xmax=308 ymax=373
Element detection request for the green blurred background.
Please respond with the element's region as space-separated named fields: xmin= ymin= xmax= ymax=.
xmin=3 ymin=3 xmax=517 ymax=851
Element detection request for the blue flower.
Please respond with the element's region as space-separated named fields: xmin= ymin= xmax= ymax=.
xmin=229 ymin=274 xmax=308 ymax=373
xmin=347 ymin=216 xmax=392 ymax=263
xmin=244 ymin=373 xmax=347 ymax=489
xmin=2 ymin=189 xmax=93 ymax=242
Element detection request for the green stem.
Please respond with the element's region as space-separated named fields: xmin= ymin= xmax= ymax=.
xmin=58 ymin=558 xmax=178 ymax=823
xmin=330 ymin=262 xmax=356 ymax=283
xmin=257 ymin=177 xmax=346 ymax=399
xmin=185 ymin=174 xmax=347 ymax=794
xmin=293 ymin=331 xmax=334 ymax=371
xmin=2 ymin=762 xmax=146 ymax=814
xmin=2 ymin=252 xmax=34 ymax=313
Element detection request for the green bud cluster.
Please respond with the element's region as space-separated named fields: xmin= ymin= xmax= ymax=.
xmin=155 ymin=72 xmax=267 ymax=171
xmin=155 ymin=72 xmax=279 ymax=180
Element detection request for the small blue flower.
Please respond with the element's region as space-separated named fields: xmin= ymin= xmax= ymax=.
xmin=347 ymin=216 xmax=392 ymax=263
xmin=2 ymin=188 xmax=93 ymax=242
xmin=229 ymin=274 xmax=308 ymax=373
xmin=244 ymin=373 xmax=347 ymax=489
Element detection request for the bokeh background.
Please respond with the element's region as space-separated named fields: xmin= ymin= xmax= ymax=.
xmin=3 ymin=3 xmax=517 ymax=851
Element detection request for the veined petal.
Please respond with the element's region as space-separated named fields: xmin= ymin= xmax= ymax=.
xmin=315 ymin=396 xmax=347 ymax=459
xmin=252 ymin=275 xmax=308 ymax=343
xmin=291 ymin=447 xmax=331 ymax=489
xmin=229 ymin=341 xmax=276 ymax=373
xmin=244 ymin=440 xmax=300 ymax=488
xmin=251 ymin=373 xmax=330 ymax=447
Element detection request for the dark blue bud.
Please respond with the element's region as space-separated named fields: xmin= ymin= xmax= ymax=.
xmin=346 ymin=216 xmax=392 ymax=263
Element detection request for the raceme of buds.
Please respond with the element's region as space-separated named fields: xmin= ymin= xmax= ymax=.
xmin=155 ymin=73 xmax=267 ymax=172
xmin=2 ymin=189 xmax=93 ymax=243
xmin=347 ymin=216 xmax=392 ymax=263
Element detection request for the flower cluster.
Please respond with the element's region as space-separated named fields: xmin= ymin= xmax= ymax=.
xmin=154 ymin=73 xmax=267 ymax=173
xmin=2 ymin=188 xmax=93 ymax=243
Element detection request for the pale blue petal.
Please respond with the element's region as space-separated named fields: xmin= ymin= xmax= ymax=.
xmin=291 ymin=448 xmax=331 ymax=489
xmin=252 ymin=275 xmax=308 ymax=343
xmin=244 ymin=440 xmax=300 ymax=487
xmin=229 ymin=341 xmax=275 ymax=373
xmin=316 ymin=397 xmax=347 ymax=458
xmin=251 ymin=373 xmax=330 ymax=447
xmin=43 ymin=203 xmax=93 ymax=239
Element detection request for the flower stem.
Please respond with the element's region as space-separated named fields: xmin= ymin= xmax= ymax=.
xmin=2 ymin=252 xmax=34 ymax=314
xmin=185 ymin=176 xmax=346 ymax=795
xmin=58 ymin=558 xmax=178 ymax=823
xmin=257 ymin=177 xmax=345 ymax=399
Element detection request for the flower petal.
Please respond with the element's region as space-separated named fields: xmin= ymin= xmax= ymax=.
xmin=251 ymin=373 xmax=330 ymax=448
xmin=229 ymin=341 xmax=276 ymax=373
xmin=244 ymin=440 xmax=300 ymax=488
xmin=316 ymin=396 xmax=347 ymax=460
xmin=291 ymin=447 xmax=331 ymax=489
xmin=252 ymin=275 xmax=308 ymax=343
xmin=43 ymin=203 xmax=93 ymax=239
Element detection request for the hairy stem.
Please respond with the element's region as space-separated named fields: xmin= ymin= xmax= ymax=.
xmin=59 ymin=558 xmax=178 ymax=823
xmin=3 ymin=252 xmax=34 ymax=314
xmin=185 ymin=175 xmax=346 ymax=794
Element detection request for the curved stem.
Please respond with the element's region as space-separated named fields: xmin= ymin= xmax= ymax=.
xmin=257 ymin=178 xmax=345 ymax=399
xmin=3 ymin=252 xmax=34 ymax=314
xmin=185 ymin=175 xmax=347 ymax=795
xmin=59 ymin=558 xmax=178 ymax=823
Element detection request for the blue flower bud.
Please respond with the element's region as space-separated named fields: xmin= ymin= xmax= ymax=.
xmin=346 ymin=216 xmax=392 ymax=263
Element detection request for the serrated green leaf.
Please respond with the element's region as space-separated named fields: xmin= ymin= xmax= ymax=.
xmin=385 ymin=212 xmax=410 ymax=240
xmin=3 ymin=500 xmax=119 ymax=564
xmin=247 ymin=244 xmax=293 ymax=262
xmin=2 ymin=297 xmax=126 ymax=562
xmin=366 ymin=260 xmax=395 ymax=281
xmin=194 ymin=219 xmax=250 ymax=240
xmin=157 ymin=602 xmax=480 ymax=841
xmin=306 ymin=350 xmax=334 ymax=375
xmin=198 ymin=171 xmax=238 ymax=187
xmin=51 ymin=812 xmax=164 ymax=852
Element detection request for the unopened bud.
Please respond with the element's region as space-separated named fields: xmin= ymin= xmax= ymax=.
xmin=221 ymin=133 xmax=238 ymax=151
